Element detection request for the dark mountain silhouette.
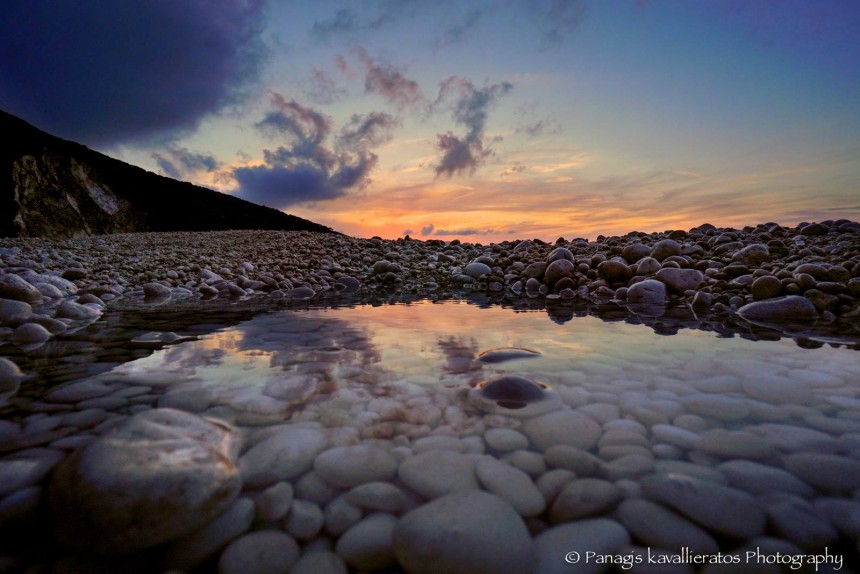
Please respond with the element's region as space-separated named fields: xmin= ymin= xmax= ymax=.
xmin=0 ymin=109 xmax=336 ymax=238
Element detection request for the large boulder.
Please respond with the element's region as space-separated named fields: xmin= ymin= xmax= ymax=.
xmin=49 ymin=408 xmax=242 ymax=554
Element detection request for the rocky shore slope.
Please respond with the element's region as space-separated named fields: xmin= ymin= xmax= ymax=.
xmin=1 ymin=219 xmax=859 ymax=343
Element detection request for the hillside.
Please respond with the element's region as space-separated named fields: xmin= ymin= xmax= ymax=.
xmin=0 ymin=109 xmax=336 ymax=238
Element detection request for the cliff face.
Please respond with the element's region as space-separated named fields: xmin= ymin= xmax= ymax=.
xmin=0 ymin=109 xmax=336 ymax=238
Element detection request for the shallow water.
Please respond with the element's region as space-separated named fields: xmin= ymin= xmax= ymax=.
xmin=2 ymin=299 xmax=860 ymax=572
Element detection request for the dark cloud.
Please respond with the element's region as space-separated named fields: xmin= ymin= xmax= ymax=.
xmin=353 ymin=48 xmax=424 ymax=108
xmin=432 ymin=77 xmax=513 ymax=177
xmin=235 ymin=93 xmax=388 ymax=209
xmin=421 ymin=224 xmax=436 ymax=236
xmin=402 ymin=229 xmax=415 ymax=236
xmin=152 ymin=147 xmax=221 ymax=180
xmin=529 ymin=0 xmax=587 ymax=49
xmin=0 ymin=0 xmax=267 ymax=146
xmin=434 ymin=228 xmax=505 ymax=236
xmin=338 ymin=112 xmax=401 ymax=151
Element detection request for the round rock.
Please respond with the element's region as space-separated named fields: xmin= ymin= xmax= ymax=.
xmin=393 ymin=490 xmax=533 ymax=574
xmin=398 ymin=450 xmax=479 ymax=499
xmin=49 ymin=408 xmax=241 ymax=554
xmin=521 ymin=409 xmax=601 ymax=451
xmin=737 ymin=295 xmax=817 ymax=321
xmin=218 ymin=530 xmax=299 ymax=574
xmin=314 ymin=445 xmax=398 ymax=489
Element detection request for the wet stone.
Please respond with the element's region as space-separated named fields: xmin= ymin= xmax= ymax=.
xmin=314 ymin=445 xmax=398 ymax=489
xmin=469 ymin=375 xmax=560 ymax=414
xmin=398 ymin=449 xmax=479 ymax=499
xmin=521 ymin=408 xmax=602 ymax=451
xmin=394 ymin=490 xmax=534 ymax=574
xmin=641 ymin=474 xmax=766 ymax=539
xmin=218 ymin=530 xmax=300 ymax=574
xmin=48 ymin=408 xmax=241 ymax=555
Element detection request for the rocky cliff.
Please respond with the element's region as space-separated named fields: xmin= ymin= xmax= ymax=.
xmin=0 ymin=109 xmax=336 ymax=238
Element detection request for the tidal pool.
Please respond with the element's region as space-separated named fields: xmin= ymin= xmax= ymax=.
xmin=1 ymin=300 xmax=859 ymax=572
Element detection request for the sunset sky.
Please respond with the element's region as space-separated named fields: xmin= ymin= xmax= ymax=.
xmin=2 ymin=1 xmax=858 ymax=242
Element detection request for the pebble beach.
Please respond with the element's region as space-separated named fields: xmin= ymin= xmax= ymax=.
xmin=1 ymin=220 xmax=860 ymax=573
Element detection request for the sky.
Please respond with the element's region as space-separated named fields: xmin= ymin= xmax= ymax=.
xmin=2 ymin=1 xmax=859 ymax=242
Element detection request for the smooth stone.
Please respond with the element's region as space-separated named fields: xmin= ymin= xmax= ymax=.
xmin=651 ymin=425 xmax=700 ymax=449
xmin=544 ymin=259 xmax=576 ymax=287
xmin=294 ymin=471 xmax=340 ymax=505
xmin=239 ymin=426 xmax=328 ymax=488
xmin=751 ymin=275 xmax=782 ymax=300
xmin=549 ymin=478 xmax=623 ymax=523
xmin=254 ymin=481 xmax=294 ymax=522
xmin=475 ymin=456 xmax=545 ymax=516
xmin=534 ymin=468 xmax=575 ymax=504
xmin=641 ymin=474 xmax=765 ymax=539
xmin=737 ymin=295 xmax=817 ymax=321
xmin=732 ymin=243 xmax=770 ymax=266
xmin=534 ymin=518 xmax=630 ymax=574
xmin=162 ymin=497 xmax=255 ymax=571
xmin=325 ymin=496 xmax=363 ymax=535
xmin=469 ymin=375 xmax=562 ymax=416
xmin=681 ymin=394 xmax=749 ymax=420
xmin=748 ymin=423 xmax=842 ymax=453
xmin=653 ymin=461 xmax=727 ymax=484
xmin=543 ymin=445 xmax=601 ymax=476
xmin=464 ymin=262 xmax=492 ymax=279
xmin=398 ymin=450 xmax=479 ymax=499
xmin=393 ymin=491 xmax=533 ymax=574
xmin=0 ymin=357 xmax=24 ymax=390
xmin=717 ymin=460 xmax=813 ymax=497
xmin=741 ymin=374 xmax=812 ymax=405
xmin=11 ymin=322 xmax=51 ymax=344
xmin=601 ymin=453 xmax=655 ymax=481
xmin=0 ymin=298 xmax=32 ymax=324
xmin=335 ymin=512 xmax=398 ymax=571
xmin=218 ymin=530 xmax=300 ymax=574
xmin=56 ymin=300 xmax=101 ymax=320
xmin=814 ymin=498 xmax=860 ymax=539
xmin=49 ymin=408 xmax=241 ymax=554
xmin=623 ymin=243 xmax=652 ymax=263
xmin=476 ymin=347 xmax=541 ymax=364
xmin=46 ymin=380 xmax=113 ymax=403
xmin=617 ymin=498 xmax=719 ymax=554
xmin=626 ymin=279 xmax=667 ymax=305
xmin=412 ymin=435 xmax=465 ymax=453
xmin=521 ymin=409 xmax=601 ymax=451
xmin=484 ymin=428 xmax=529 ymax=452
xmin=506 ymin=449 xmax=548 ymax=477
xmin=0 ymin=450 xmax=64 ymax=497
xmin=314 ymin=445 xmax=397 ymax=489
xmin=655 ymin=268 xmax=704 ymax=293
xmin=694 ymin=429 xmax=777 ymax=460
xmin=346 ymin=481 xmax=407 ymax=513
xmin=650 ymin=239 xmax=681 ymax=262
xmin=142 ymin=282 xmax=171 ymax=298
xmin=289 ymin=551 xmax=347 ymax=574
xmin=285 ymin=499 xmax=324 ymax=540
xmin=0 ymin=274 xmax=43 ymax=303
xmin=782 ymin=453 xmax=860 ymax=492
xmin=764 ymin=495 xmax=839 ymax=551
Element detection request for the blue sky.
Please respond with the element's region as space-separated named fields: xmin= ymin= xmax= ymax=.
xmin=2 ymin=1 xmax=858 ymax=240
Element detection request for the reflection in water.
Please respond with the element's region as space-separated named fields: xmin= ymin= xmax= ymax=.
xmin=79 ymin=300 xmax=860 ymax=434
xmin=2 ymin=300 xmax=860 ymax=572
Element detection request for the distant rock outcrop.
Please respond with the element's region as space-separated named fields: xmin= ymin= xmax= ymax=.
xmin=0 ymin=109 xmax=336 ymax=238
